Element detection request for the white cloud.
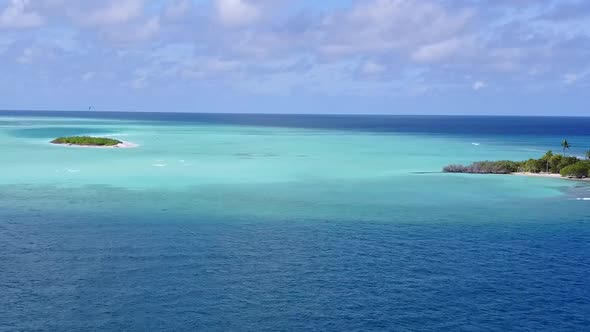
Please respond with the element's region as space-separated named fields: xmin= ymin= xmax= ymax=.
xmin=563 ymin=73 xmax=578 ymax=84
xmin=2 ymin=0 xmax=590 ymax=102
xmin=204 ymin=58 xmax=241 ymax=72
xmin=216 ymin=0 xmax=260 ymax=27
xmin=473 ymin=81 xmax=486 ymax=90
xmin=411 ymin=38 xmax=463 ymax=63
xmin=562 ymin=70 xmax=590 ymax=85
xmin=180 ymin=57 xmax=242 ymax=79
xmin=319 ymin=0 xmax=473 ymax=58
xmin=0 ymin=0 xmax=44 ymax=28
xmin=82 ymin=0 xmax=144 ymax=26
xmin=82 ymin=16 xmax=161 ymax=43
xmin=162 ymin=0 xmax=192 ymax=21
xmin=16 ymin=46 xmax=35 ymax=63
xmin=128 ymin=17 xmax=160 ymax=41
xmin=360 ymin=61 xmax=386 ymax=75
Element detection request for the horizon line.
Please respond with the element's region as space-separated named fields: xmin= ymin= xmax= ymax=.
xmin=0 ymin=109 xmax=588 ymax=118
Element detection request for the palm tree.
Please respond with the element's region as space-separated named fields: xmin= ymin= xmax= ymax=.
xmin=561 ymin=139 xmax=570 ymax=155
xmin=543 ymin=150 xmax=553 ymax=173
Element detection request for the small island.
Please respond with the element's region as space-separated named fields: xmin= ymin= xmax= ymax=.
xmin=50 ymin=136 xmax=137 ymax=148
xmin=444 ymin=148 xmax=590 ymax=181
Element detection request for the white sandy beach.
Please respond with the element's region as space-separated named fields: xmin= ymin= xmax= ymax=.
xmin=52 ymin=141 xmax=139 ymax=148
xmin=512 ymin=172 xmax=590 ymax=182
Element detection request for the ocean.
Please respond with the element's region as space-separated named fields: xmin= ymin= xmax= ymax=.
xmin=1 ymin=111 xmax=589 ymax=331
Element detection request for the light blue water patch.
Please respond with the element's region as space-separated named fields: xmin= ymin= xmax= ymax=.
xmin=10 ymin=126 xmax=116 ymax=138
xmin=0 ymin=114 xmax=585 ymax=221
xmin=0 ymin=117 xmax=581 ymax=191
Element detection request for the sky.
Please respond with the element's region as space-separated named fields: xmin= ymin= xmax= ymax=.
xmin=0 ymin=0 xmax=589 ymax=115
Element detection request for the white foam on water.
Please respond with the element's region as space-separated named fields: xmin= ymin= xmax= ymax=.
xmin=116 ymin=141 xmax=139 ymax=148
xmin=472 ymin=143 xmax=480 ymax=146
xmin=67 ymin=169 xmax=80 ymax=173
xmin=152 ymin=163 xmax=167 ymax=167
xmin=576 ymin=198 xmax=590 ymax=201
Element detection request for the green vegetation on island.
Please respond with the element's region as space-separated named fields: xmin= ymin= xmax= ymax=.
xmin=443 ymin=139 xmax=590 ymax=179
xmin=51 ymin=136 xmax=122 ymax=146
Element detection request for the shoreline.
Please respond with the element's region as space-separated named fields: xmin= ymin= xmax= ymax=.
xmin=511 ymin=172 xmax=590 ymax=183
xmin=51 ymin=141 xmax=139 ymax=149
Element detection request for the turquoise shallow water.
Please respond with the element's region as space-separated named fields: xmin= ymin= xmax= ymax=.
xmin=1 ymin=112 xmax=590 ymax=331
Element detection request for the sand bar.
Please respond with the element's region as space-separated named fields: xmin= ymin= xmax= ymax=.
xmin=511 ymin=172 xmax=590 ymax=182
xmin=51 ymin=141 xmax=139 ymax=148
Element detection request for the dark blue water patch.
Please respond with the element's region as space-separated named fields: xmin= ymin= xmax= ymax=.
xmin=2 ymin=110 xmax=590 ymax=136
xmin=1 ymin=182 xmax=590 ymax=331
xmin=10 ymin=126 xmax=115 ymax=139
xmin=1 ymin=210 xmax=590 ymax=331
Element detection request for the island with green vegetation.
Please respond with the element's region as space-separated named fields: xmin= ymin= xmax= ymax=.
xmin=444 ymin=140 xmax=590 ymax=180
xmin=50 ymin=136 xmax=137 ymax=148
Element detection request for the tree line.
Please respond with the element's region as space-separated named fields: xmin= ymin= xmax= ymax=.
xmin=444 ymin=139 xmax=590 ymax=178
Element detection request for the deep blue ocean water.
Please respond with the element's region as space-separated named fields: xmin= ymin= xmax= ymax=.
xmin=3 ymin=110 xmax=590 ymax=135
xmin=1 ymin=112 xmax=590 ymax=331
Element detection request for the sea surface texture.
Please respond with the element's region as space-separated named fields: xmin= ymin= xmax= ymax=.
xmin=1 ymin=112 xmax=590 ymax=331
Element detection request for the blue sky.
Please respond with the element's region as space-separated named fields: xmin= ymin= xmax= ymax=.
xmin=0 ymin=0 xmax=589 ymax=115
